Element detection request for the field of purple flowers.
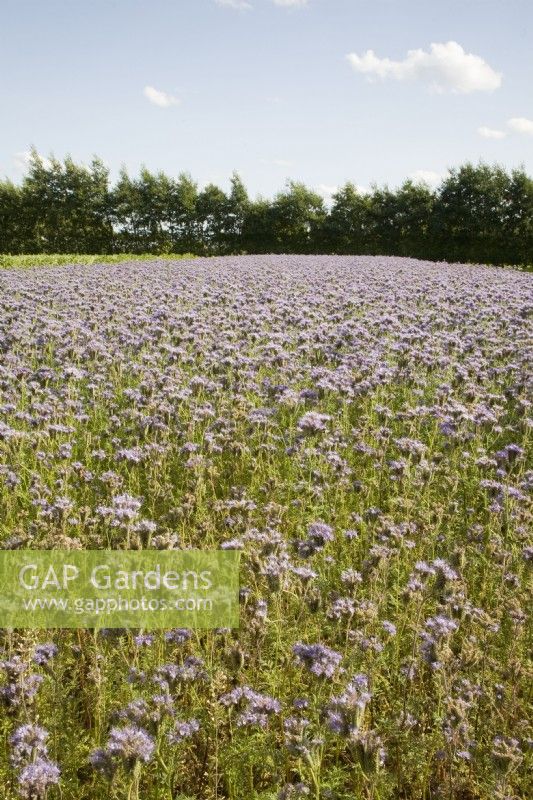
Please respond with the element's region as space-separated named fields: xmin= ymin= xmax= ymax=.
xmin=0 ymin=255 xmax=531 ymax=800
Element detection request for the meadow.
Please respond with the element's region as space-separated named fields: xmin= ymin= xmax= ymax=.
xmin=0 ymin=254 xmax=531 ymax=800
xmin=0 ymin=254 xmax=195 ymax=269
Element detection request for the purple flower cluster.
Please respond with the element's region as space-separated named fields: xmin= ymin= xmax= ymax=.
xmin=296 ymin=521 xmax=334 ymax=557
xmin=9 ymin=724 xmax=60 ymax=799
xmin=219 ymin=685 xmax=282 ymax=728
xmin=292 ymin=643 xmax=343 ymax=678
xmin=32 ymin=643 xmax=58 ymax=667
xmin=0 ymin=657 xmax=43 ymax=708
xmin=167 ymin=718 xmax=200 ymax=744
xmin=90 ymin=725 xmax=155 ymax=776
xmin=324 ymin=674 xmax=372 ymax=735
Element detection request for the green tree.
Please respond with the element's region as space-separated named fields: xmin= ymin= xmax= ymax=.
xmin=269 ymin=182 xmax=326 ymax=253
xmin=112 ymin=166 xmax=173 ymax=253
xmin=166 ymin=173 xmax=200 ymax=253
xmin=225 ymin=173 xmax=249 ymax=254
xmin=0 ymin=153 xmax=531 ymax=264
xmin=395 ymin=180 xmax=436 ymax=259
xmin=197 ymin=183 xmax=228 ymax=254
xmin=20 ymin=150 xmax=112 ymax=253
xmin=502 ymin=167 xmax=533 ymax=266
xmin=0 ymin=179 xmax=24 ymax=254
xmin=134 ymin=168 xmax=172 ymax=253
xmin=433 ymin=163 xmax=511 ymax=264
xmin=321 ymin=183 xmax=371 ymax=254
xmin=366 ymin=186 xmax=401 ymax=255
xmin=111 ymin=168 xmax=138 ymax=252
xmin=241 ymin=197 xmax=275 ymax=254
xmin=21 ymin=150 xmax=64 ymax=252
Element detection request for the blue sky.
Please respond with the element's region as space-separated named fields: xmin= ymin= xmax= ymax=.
xmin=1 ymin=0 xmax=532 ymax=199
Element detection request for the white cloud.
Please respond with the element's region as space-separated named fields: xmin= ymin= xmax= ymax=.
xmin=271 ymin=158 xmax=293 ymax=167
xmin=507 ymin=117 xmax=533 ymax=135
xmin=273 ymin=0 xmax=309 ymax=7
xmin=215 ymin=0 xmax=253 ymax=9
xmin=317 ymin=184 xmax=339 ymax=198
xmin=317 ymin=183 xmax=368 ymax=200
xmin=317 ymin=184 xmax=338 ymax=205
xmin=409 ymin=170 xmax=444 ymax=188
xmin=143 ymin=85 xmax=180 ymax=108
xmin=477 ymin=126 xmax=506 ymax=140
xmin=347 ymin=41 xmax=502 ymax=94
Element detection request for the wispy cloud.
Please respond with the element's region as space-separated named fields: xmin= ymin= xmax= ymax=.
xmin=347 ymin=41 xmax=502 ymax=94
xmin=143 ymin=85 xmax=180 ymax=108
xmin=316 ymin=184 xmax=339 ymax=198
xmin=270 ymin=158 xmax=294 ymax=167
xmin=273 ymin=0 xmax=309 ymax=6
xmin=507 ymin=117 xmax=533 ymax=135
xmin=215 ymin=0 xmax=253 ymax=10
xmin=476 ymin=117 xmax=533 ymax=138
xmin=478 ymin=126 xmax=507 ymax=139
xmin=409 ymin=170 xmax=444 ymax=188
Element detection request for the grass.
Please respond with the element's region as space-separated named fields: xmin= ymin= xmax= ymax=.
xmin=0 ymin=253 xmax=196 ymax=269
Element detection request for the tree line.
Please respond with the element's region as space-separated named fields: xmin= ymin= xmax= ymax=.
xmin=1 ymin=150 xmax=532 ymax=265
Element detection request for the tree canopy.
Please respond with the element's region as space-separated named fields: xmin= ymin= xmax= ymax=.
xmin=1 ymin=151 xmax=531 ymax=266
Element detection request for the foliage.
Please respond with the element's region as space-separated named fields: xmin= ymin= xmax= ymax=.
xmin=1 ymin=153 xmax=532 ymax=265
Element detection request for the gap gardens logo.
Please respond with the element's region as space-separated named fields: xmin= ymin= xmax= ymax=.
xmin=0 ymin=551 xmax=240 ymax=629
